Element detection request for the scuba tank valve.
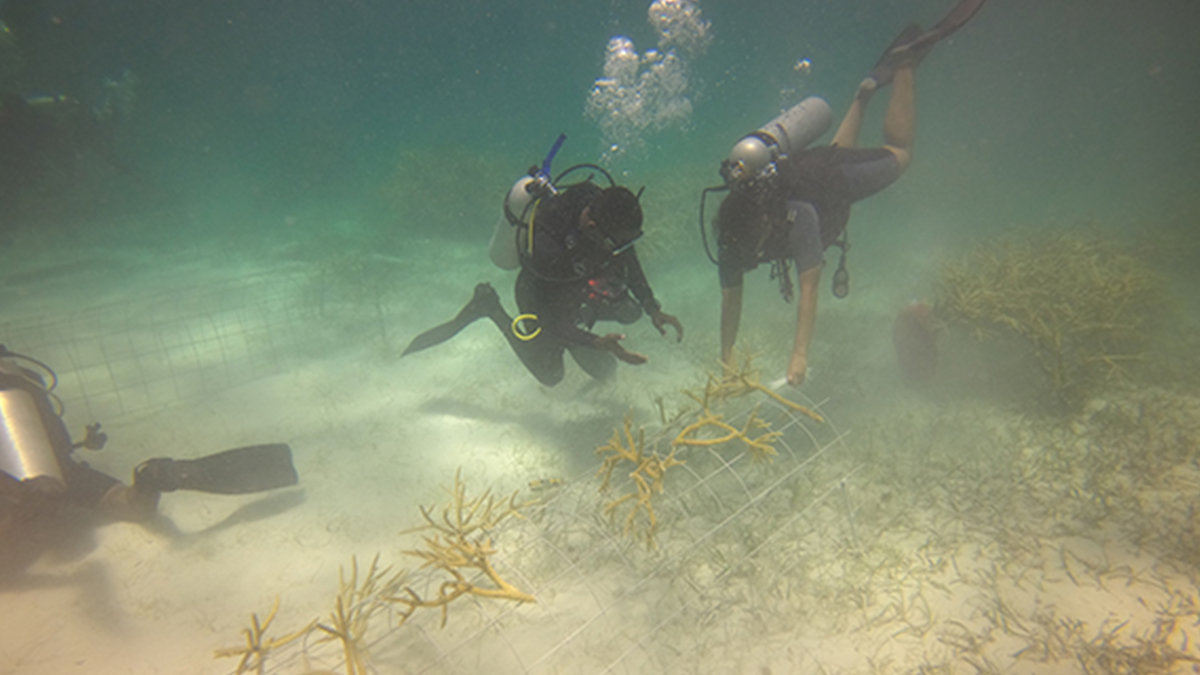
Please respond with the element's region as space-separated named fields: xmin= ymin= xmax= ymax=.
xmin=720 ymin=96 xmax=832 ymax=185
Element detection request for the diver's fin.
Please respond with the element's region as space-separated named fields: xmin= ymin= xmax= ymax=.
xmin=133 ymin=444 xmax=298 ymax=496
xmin=401 ymin=283 xmax=502 ymax=357
xmin=869 ymin=24 xmax=933 ymax=87
xmin=869 ymin=0 xmax=988 ymax=87
xmin=930 ymin=0 xmax=988 ymax=40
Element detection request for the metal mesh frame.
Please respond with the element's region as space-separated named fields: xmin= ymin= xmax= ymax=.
xmin=255 ymin=391 xmax=857 ymax=675
xmin=1 ymin=271 xmax=318 ymax=423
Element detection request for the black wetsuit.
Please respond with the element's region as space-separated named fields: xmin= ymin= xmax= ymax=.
xmin=509 ymin=182 xmax=660 ymax=386
xmin=717 ymin=145 xmax=901 ymax=289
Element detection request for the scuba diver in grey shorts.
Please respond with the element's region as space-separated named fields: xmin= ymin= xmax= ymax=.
xmin=705 ymin=0 xmax=988 ymax=387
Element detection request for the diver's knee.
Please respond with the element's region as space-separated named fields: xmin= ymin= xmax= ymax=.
xmin=98 ymin=483 xmax=160 ymax=523
xmin=568 ymin=345 xmax=618 ymax=381
xmin=529 ymin=359 xmax=565 ymax=387
xmin=883 ymin=145 xmax=913 ymax=174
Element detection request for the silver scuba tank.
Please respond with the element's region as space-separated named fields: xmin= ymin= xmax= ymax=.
xmin=489 ymin=135 xmax=567 ymax=270
xmin=720 ymin=96 xmax=833 ymax=184
xmin=488 ymin=175 xmax=538 ymax=270
xmin=0 ymin=357 xmax=64 ymax=486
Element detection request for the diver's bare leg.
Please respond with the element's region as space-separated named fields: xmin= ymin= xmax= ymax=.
xmin=832 ymin=78 xmax=878 ymax=148
xmin=883 ymin=66 xmax=915 ymax=172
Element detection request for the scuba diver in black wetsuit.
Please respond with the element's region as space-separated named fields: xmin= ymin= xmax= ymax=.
xmin=402 ymin=139 xmax=683 ymax=387
xmin=704 ymin=0 xmax=987 ymax=387
xmin=0 ymin=347 xmax=300 ymax=577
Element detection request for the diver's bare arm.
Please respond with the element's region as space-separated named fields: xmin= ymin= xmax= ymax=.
xmin=720 ymin=285 xmax=744 ymax=373
xmin=788 ymin=264 xmax=822 ymax=386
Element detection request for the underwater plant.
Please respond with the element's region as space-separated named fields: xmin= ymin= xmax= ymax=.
xmin=933 ymin=231 xmax=1166 ymax=411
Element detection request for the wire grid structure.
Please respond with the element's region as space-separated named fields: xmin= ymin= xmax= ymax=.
xmin=253 ymin=389 xmax=866 ymax=675
xmin=0 ymin=270 xmax=331 ymax=424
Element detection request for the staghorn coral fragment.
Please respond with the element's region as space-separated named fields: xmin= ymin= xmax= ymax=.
xmin=397 ymin=468 xmax=536 ymax=627
xmin=214 ymin=596 xmax=317 ymax=675
xmin=314 ymin=554 xmax=408 ymax=675
xmin=685 ymin=356 xmax=824 ymax=423
xmin=673 ymin=405 xmax=782 ymax=463
xmin=596 ymin=414 xmax=685 ymax=548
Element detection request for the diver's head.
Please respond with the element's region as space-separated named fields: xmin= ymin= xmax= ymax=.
xmin=720 ymin=133 xmax=775 ymax=186
xmin=590 ymin=186 xmax=644 ymax=254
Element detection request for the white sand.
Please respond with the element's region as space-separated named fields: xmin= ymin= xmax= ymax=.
xmin=3 ymin=222 xmax=1199 ymax=675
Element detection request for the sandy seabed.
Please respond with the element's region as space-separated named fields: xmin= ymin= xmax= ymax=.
xmin=4 ymin=225 xmax=1200 ymax=675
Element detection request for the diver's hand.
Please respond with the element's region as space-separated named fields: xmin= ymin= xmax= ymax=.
xmin=649 ymin=309 xmax=683 ymax=342
xmin=595 ymin=334 xmax=648 ymax=365
xmin=787 ymin=352 xmax=809 ymax=387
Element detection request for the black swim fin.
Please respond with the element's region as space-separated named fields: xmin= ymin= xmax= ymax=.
xmin=401 ymin=282 xmax=502 ymax=357
xmin=869 ymin=0 xmax=988 ymax=87
xmin=133 ymin=444 xmax=298 ymax=495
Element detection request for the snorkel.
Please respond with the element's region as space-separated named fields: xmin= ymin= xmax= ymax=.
xmin=503 ymin=133 xmax=567 ymax=230
xmin=539 ymin=133 xmax=567 ymax=188
xmin=528 ymin=132 xmax=568 ymax=206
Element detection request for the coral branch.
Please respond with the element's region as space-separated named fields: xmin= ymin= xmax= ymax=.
xmin=399 ymin=469 xmax=535 ymax=626
xmin=673 ymin=406 xmax=783 ymax=463
xmin=596 ymin=415 xmax=685 ymax=548
xmin=315 ymin=554 xmax=408 ymax=675
xmin=214 ymin=597 xmax=316 ymax=675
